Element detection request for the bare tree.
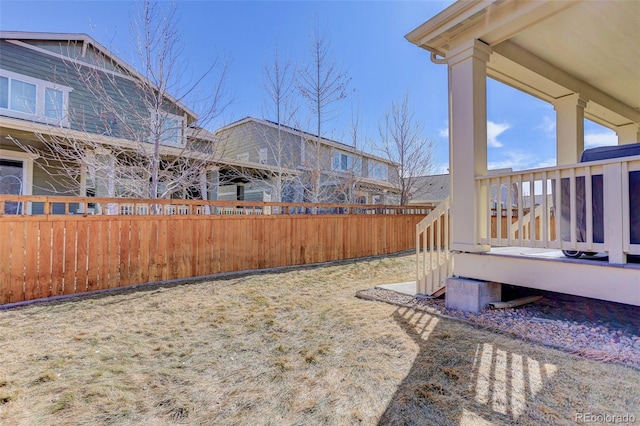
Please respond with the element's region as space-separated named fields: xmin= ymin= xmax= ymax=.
xmin=330 ymin=99 xmax=368 ymax=204
xmin=296 ymin=18 xmax=350 ymax=203
xmin=10 ymin=0 xmax=230 ymax=202
xmin=258 ymin=46 xmax=300 ymax=202
xmin=379 ymin=93 xmax=437 ymax=205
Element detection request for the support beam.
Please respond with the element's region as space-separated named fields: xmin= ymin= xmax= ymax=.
xmin=447 ymin=40 xmax=492 ymax=252
xmin=616 ymin=123 xmax=640 ymax=145
xmin=554 ymin=94 xmax=586 ymax=165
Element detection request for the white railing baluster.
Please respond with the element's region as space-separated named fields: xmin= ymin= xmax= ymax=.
xmin=585 ymin=166 xmax=593 ymax=250
xmin=622 ymin=162 xmax=630 ymax=253
xmin=416 ymin=197 xmax=451 ymax=296
xmin=569 ymin=168 xmax=577 ymax=248
xmin=517 ymin=175 xmax=524 ymax=245
xmin=507 ymin=175 xmax=513 ymax=246
xmin=542 ymin=171 xmax=549 ymax=246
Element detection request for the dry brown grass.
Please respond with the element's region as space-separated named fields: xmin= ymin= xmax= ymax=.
xmin=0 ymin=253 xmax=638 ymax=425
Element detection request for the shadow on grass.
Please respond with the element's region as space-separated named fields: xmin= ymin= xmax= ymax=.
xmin=378 ymin=306 xmax=560 ymax=425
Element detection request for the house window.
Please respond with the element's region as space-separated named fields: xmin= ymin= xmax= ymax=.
xmin=150 ymin=110 xmax=185 ymax=146
xmin=44 ymin=88 xmax=63 ymax=120
xmin=3 ymin=78 xmax=36 ymax=114
xmin=0 ymin=69 xmax=71 ymax=125
xmin=332 ymin=152 xmax=360 ymax=173
xmin=259 ymin=147 xmax=268 ymax=164
xmin=368 ymin=161 xmax=388 ymax=181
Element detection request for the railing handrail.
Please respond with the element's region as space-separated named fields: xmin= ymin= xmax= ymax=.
xmin=416 ymin=196 xmax=451 ymax=296
xmin=475 ymin=154 xmax=640 ymax=180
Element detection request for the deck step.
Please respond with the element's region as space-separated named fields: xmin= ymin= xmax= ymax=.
xmin=417 ymin=285 xmax=446 ymax=299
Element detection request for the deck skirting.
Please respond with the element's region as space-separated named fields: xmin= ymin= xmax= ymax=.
xmin=453 ymin=250 xmax=640 ymax=306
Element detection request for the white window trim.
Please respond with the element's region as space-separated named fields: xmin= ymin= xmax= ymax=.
xmin=332 ymin=151 xmax=360 ymax=174
xmin=149 ymin=109 xmax=186 ymax=147
xmin=368 ymin=160 xmax=388 ymax=181
xmin=0 ymin=68 xmax=72 ymax=127
xmin=0 ymin=149 xmax=35 ymax=195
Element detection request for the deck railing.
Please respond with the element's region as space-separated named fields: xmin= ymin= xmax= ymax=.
xmin=476 ymin=154 xmax=640 ymax=262
xmin=416 ymin=197 xmax=451 ymax=296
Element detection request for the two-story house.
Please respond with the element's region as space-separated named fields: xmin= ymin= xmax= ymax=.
xmin=0 ymin=32 xmax=277 ymax=211
xmin=214 ymin=117 xmax=400 ymax=204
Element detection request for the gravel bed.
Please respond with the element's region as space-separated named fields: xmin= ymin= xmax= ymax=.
xmin=357 ymin=286 xmax=640 ymax=369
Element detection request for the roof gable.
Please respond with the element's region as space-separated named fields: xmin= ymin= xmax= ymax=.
xmin=0 ymin=31 xmax=198 ymax=122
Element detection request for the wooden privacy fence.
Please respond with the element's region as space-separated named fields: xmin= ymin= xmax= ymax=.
xmin=0 ymin=196 xmax=433 ymax=305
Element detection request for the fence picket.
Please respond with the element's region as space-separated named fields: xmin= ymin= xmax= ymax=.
xmin=38 ymin=222 xmax=53 ymax=299
xmin=9 ymin=222 xmax=25 ymax=303
xmin=24 ymin=222 xmax=40 ymax=301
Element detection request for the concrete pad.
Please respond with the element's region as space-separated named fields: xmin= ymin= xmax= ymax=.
xmin=375 ymin=281 xmax=417 ymax=296
xmin=445 ymin=277 xmax=501 ymax=312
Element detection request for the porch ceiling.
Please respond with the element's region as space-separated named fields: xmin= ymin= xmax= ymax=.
xmin=406 ymin=0 xmax=640 ymax=128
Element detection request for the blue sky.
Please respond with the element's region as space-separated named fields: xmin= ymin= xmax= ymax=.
xmin=0 ymin=0 xmax=616 ymax=173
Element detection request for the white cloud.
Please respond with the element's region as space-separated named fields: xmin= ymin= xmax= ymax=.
xmin=534 ymin=158 xmax=557 ymax=168
xmin=487 ymin=121 xmax=509 ymax=148
xmin=584 ymin=131 xmax=617 ymax=148
xmin=538 ymin=115 xmax=556 ymax=135
xmin=436 ymin=121 xmax=508 ymax=148
xmin=488 ymin=150 xmax=555 ymax=171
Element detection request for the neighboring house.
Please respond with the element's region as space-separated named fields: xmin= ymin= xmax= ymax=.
xmin=0 ymin=31 xmax=272 ymax=208
xmin=408 ymin=174 xmax=449 ymax=205
xmin=408 ymin=169 xmax=513 ymax=206
xmin=407 ymin=0 xmax=640 ymax=307
xmin=214 ymin=117 xmax=400 ymax=204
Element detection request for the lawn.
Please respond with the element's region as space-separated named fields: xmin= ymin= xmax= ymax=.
xmin=0 ymin=253 xmax=638 ymax=425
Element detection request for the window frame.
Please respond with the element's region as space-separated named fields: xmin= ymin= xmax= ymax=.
xmin=368 ymin=160 xmax=388 ymax=181
xmin=149 ymin=109 xmax=186 ymax=147
xmin=0 ymin=69 xmax=72 ymax=126
xmin=332 ymin=151 xmax=362 ymax=174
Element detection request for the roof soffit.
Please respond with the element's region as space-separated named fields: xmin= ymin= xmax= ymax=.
xmin=406 ymin=0 xmax=576 ymax=57
xmin=407 ymin=1 xmax=640 ymax=128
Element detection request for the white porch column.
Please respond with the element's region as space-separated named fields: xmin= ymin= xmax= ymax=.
xmin=447 ymin=40 xmax=491 ymax=252
xmin=554 ymin=94 xmax=587 ymax=164
xmin=616 ymin=123 xmax=640 ymax=145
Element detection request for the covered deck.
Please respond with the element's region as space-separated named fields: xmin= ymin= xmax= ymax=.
xmin=408 ymin=0 xmax=640 ymax=309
